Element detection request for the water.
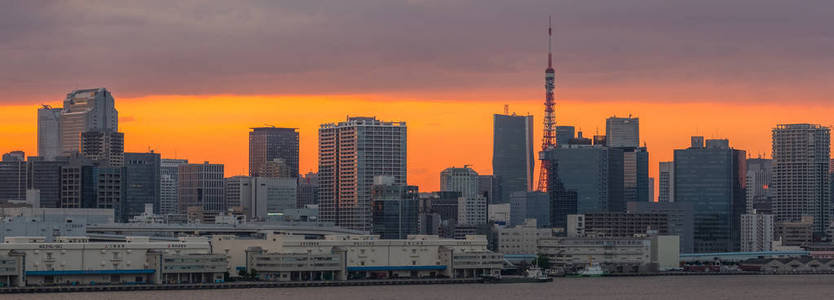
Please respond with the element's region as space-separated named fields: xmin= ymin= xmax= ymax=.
xmin=9 ymin=275 xmax=834 ymax=300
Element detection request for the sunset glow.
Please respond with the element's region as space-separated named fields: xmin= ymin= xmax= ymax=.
xmin=2 ymin=95 xmax=832 ymax=193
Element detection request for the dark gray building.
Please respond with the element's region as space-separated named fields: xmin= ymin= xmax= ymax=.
xmin=249 ymin=127 xmax=299 ymax=178
xmin=492 ymin=113 xmax=534 ymax=204
xmin=544 ymin=145 xmax=610 ymax=213
xmin=746 ymin=158 xmax=772 ymax=214
xmin=674 ymin=137 xmax=746 ymax=253
xmin=477 ymin=175 xmax=497 ymax=204
xmin=418 ymin=191 xmax=461 ymax=238
xmin=545 ymin=159 xmax=578 ymax=229
xmin=27 ymin=156 xmax=69 ymax=208
xmin=123 ymin=152 xmax=161 ymax=222
xmin=627 ymin=201 xmax=695 ymax=253
xmin=509 ymin=191 xmax=550 ymax=228
xmin=297 ymin=172 xmax=319 ymax=207
xmin=371 ymin=177 xmax=419 ymax=239
xmin=555 ymin=126 xmax=575 ymax=148
xmin=0 ymin=152 xmax=27 ymax=201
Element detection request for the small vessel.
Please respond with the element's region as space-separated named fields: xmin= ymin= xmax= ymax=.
xmin=483 ymin=266 xmax=553 ymax=283
xmin=576 ymin=262 xmax=605 ymax=277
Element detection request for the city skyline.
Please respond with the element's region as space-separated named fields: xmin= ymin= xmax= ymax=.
xmin=2 ymin=95 xmax=832 ymax=192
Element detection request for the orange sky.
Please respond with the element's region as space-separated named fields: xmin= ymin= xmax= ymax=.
xmin=1 ymin=95 xmax=832 ymax=194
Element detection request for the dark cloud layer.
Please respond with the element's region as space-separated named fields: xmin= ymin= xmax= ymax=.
xmin=1 ymin=0 xmax=832 ymax=103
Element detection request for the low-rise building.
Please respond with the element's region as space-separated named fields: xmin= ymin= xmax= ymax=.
xmin=0 ymin=236 xmax=216 ymax=286
xmin=538 ymin=235 xmax=680 ymax=273
xmin=497 ymin=219 xmax=555 ymax=255
xmin=567 ymin=213 xmax=668 ymax=238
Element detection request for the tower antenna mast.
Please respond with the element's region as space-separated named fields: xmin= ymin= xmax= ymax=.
xmin=537 ymin=16 xmax=557 ymax=192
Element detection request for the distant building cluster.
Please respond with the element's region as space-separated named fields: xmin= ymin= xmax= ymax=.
xmin=1 ymin=85 xmax=833 ymax=286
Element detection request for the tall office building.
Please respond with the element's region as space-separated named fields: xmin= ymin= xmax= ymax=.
xmin=658 ymin=161 xmax=674 ymax=203
xmin=493 ymin=113 xmax=534 ymax=204
xmin=648 ymin=177 xmax=654 ymax=203
xmin=371 ymin=176 xmax=419 ymax=239
xmin=123 ymin=152 xmax=161 ymax=222
xmin=440 ymin=166 xmax=479 ymax=199
xmin=477 ymin=175 xmax=496 ymax=204
xmin=297 ymin=172 xmax=319 ymax=207
xmin=0 ymin=152 xmax=27 ymax=201
xmin=605 ymin=116 xmax=639 ymax=148
xmin=510 ymin=191 xmax=551 ymax=227
xmin=80 ymin=131 xmax=124 ymax=167
xmin=772 ymin=124 xmax=831 ymax=235
xmin=37 ymin=105 xmax=63 ymax=160
xmin=674 ymin=137 xmax=746 ymax=253
xmin=318 ymin=117 xmax=407 ymax=231
xmin=542 ymin=145 xmax=612 ymax=213
xmin=249 ymin=127 xmax=299 ymax=178
xmin=555 ymin=126 xmax=576 ymax=148
xmin=605 ymin=116 xmax=649 ymax=204
xmin=27 ymin=157 xmax=68 ymax=208
xmin=178 ymin=162 xmax=225 ymax=220
xmin=746 ymin=158 xmax=773 ymax=214
xmin=61 ymin=88 xmax=118 ymax=155
xmin=160 ymin=159 xmax=188 ymax=215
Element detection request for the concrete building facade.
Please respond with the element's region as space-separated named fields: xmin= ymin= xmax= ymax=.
xmin=318 ymin=117 xmax=406 ymax=232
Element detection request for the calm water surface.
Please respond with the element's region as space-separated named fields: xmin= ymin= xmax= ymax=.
xmin=7 ymin=275 xmax=834 ymax=300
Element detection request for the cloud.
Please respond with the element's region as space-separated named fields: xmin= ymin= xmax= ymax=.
xmin=1 ymin=0 xmax=832 ymax=103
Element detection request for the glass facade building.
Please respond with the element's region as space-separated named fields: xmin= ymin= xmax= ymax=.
xmin=61 ymin=88 xmax=118 ymax=155
xmin=123 ymin=152 xmax=161 ymax=222
xmin=249 ymin=127 xmax=299 ymax=178
xmin=492 ymin=114 xmax=534 ymax=204
xmin=371 ymin=183 xmax=419 ymax=239
xmin=674 ymin=137 xmax=746 ymax=253
xmin=160 ymin=159 xmax=188 ymax=215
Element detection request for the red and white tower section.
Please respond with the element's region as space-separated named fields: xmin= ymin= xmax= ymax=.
xmin=537 ymin=18 xmax=557 ymax=192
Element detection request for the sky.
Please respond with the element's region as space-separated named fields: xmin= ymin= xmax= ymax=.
xmin=1 ymin=1 xmax=833 ymax=192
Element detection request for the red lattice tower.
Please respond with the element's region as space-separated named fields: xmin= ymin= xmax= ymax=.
xmin=537 ymin=17 xmax=557 ymax=192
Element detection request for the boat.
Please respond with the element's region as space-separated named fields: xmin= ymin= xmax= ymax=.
xmin=483 ymin=266 xmax=553 ymax=283
xmin=574 ymin=262 xmax=605 ymax=277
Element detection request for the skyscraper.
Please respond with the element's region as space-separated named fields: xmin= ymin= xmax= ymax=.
xmin=674 ymin=137 xmax=746 ymax=253
xmin=477 ymin=175 xmax=496 ymax=204
xmin=543 ymin=144 xmax=611 ymax=214
xmin=772 ymin=124 xmax=831 ymax=235
xmin=297 ymin=172 xmax=319 ymax=207
xmin=555 ymin=126 xmax=575 ymax=149
xmin=605 ymin=116 xmax=649 ymax=204
xmin=249 ymin=127 xmax=299 ymax=178
xmin=0 ymin=151 xmax=27 ymax=201
xmin=178 ymin=162 xmax=225 ymax=221
xmin=27 ymin=156 xmax=68 ymax=208
xmin=37 ymin=105 xmax=62 ymax=160
xmin=123 ymin=152 xmax=161 ymax=222
xmin=493 ymin=113 xmax=534 ymax=204
xmin=160 ymin=158 xmax=188 ymax=215
xmin=746 ymin=158 xmax=773 ymax=214
xmin=318 ymin=117 xmax=407 ymax=231
xmin=440 ymin=166 xmax=480 ymax=199
xmin=605 ymin=116 xmax=639 ymax=148
xmin=61 ymin=88 xmax=118 ymax=155
xmin=371 ymin=176 xmax=419 ymax=239
xmin=80 ymin=131 xmax=124 ymax=167
xmin=658 ymin=161 xmax=674 ymax=203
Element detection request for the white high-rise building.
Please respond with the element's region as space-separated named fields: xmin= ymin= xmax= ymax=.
xmin=318 ymin=117 xmax=407 ymax=231
xmin=61 ymin=88 xmax=118 ymax=155
xmin=740 ymin=214 xmax=774 ymax=252
xmin=160 ymin=159 xmax=188 ymax=215
xmin=37 ymin=105 xmax=62 ymax=160
xmin=772 ymin=124 xmax=830 ymax=234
